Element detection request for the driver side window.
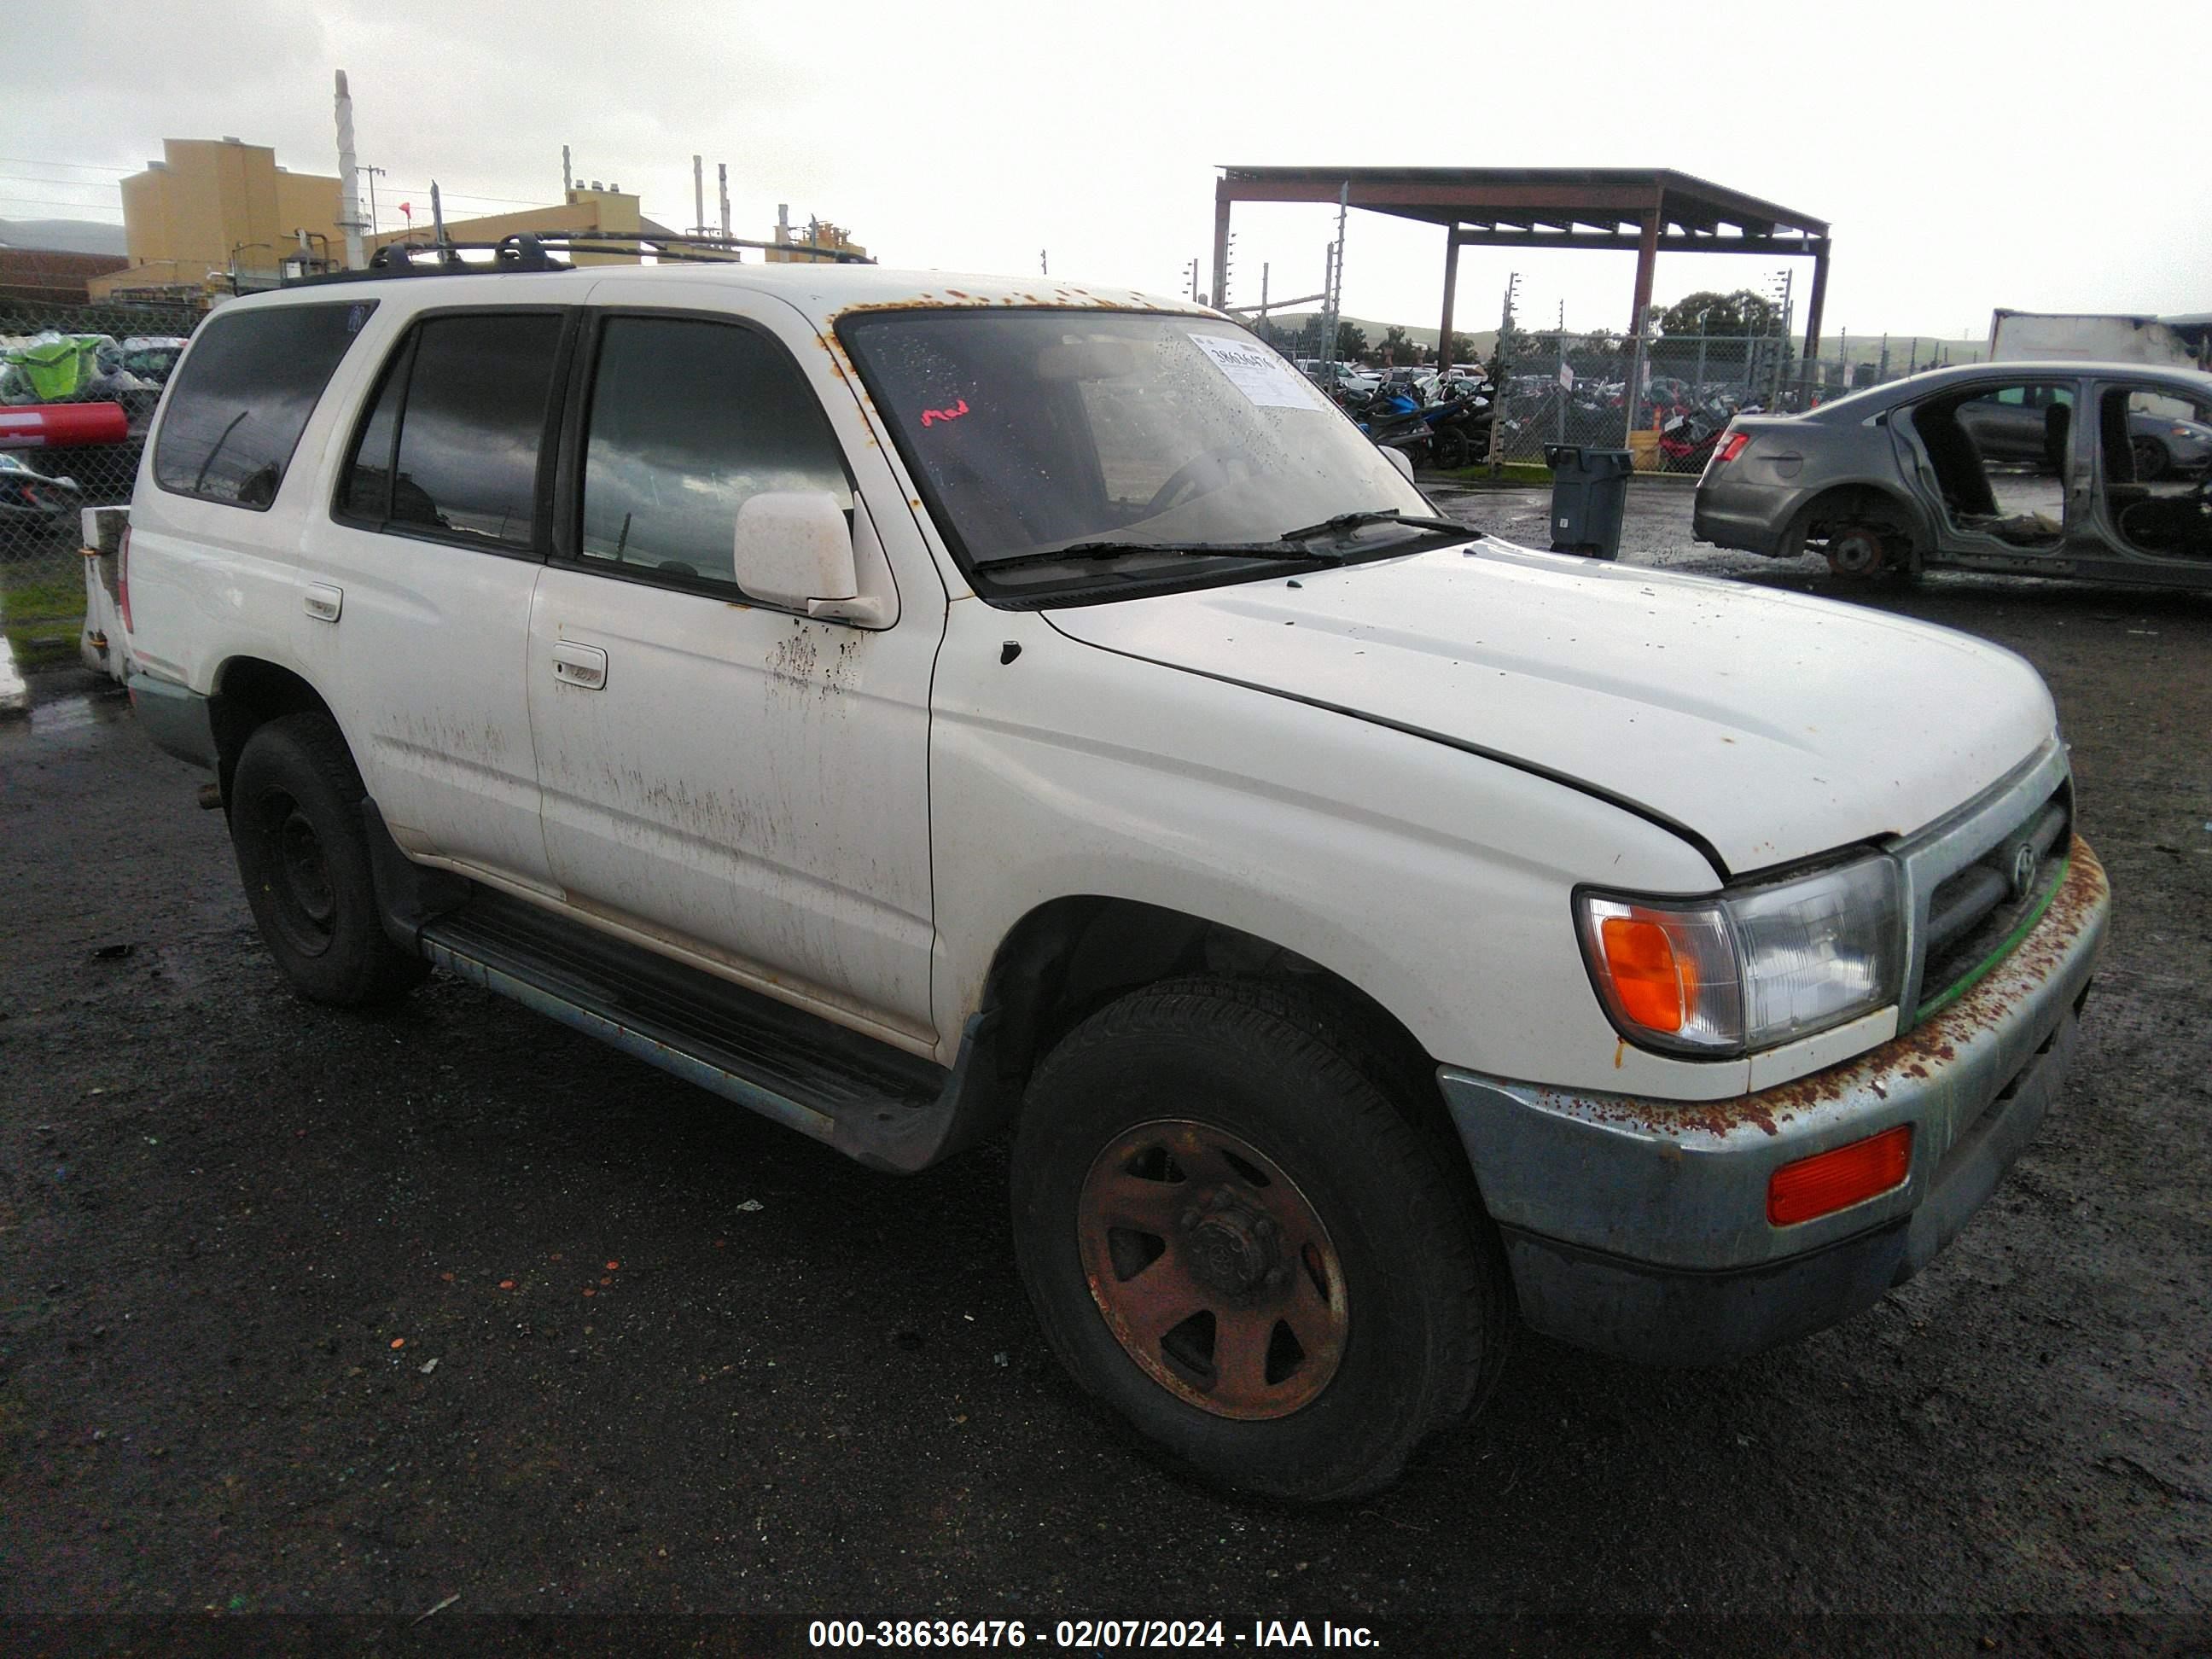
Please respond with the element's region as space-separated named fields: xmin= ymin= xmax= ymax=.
xmin=576 ymin=316 xmax=851 ymax=591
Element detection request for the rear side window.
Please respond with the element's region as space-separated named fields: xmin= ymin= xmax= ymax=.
xmin=336 ymin=311 xmax=564 ymax=550
xmin=153 ymin=300 xmax=375 ymax=509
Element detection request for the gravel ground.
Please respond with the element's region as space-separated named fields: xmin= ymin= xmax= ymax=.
xmin=2 ymin=487 xmax=2207 ymax=1654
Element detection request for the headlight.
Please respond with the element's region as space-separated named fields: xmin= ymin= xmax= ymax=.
xmin=1575 ymin=855 xmax=1904 ymax=1057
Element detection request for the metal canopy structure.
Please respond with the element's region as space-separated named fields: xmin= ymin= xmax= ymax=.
xmin=1211 ymin=165 xmax=1831 ymax=382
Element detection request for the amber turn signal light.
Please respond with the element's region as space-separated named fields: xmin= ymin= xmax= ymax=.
xmin=1767 ymin=1124 xmax=1912 ymax=1226
xmin=1598 ymin=916 xmax=1695 ymax=1033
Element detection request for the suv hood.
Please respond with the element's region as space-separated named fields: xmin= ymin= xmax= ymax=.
xmin=1043 ymin=539 xmax=2054 ymax=877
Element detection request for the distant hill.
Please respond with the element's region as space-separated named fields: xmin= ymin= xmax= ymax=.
xmin=1261 ymin=311 xmax=1499 ymax=358
xmin=0 ymin=218 xmax=130 ymax=257
xmin=1257 ymin=311 xmax=1990 ymax=370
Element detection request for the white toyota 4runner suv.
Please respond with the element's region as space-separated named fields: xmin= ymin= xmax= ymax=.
xmin=119 ymin=253 xmax=2107 ymax=1499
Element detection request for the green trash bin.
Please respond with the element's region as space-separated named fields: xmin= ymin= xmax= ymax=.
xmin=1543 ymin=444 xmax=1633 ymax=560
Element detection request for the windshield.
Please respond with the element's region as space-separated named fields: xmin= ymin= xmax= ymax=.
xmin=838 ymin=310 xmax=1433 ymax=594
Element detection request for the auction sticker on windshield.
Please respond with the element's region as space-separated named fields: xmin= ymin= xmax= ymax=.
xmin=1187 ymin=333 xmax=1325 ymax=410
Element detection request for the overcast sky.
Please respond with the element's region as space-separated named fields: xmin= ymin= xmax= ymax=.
xmin=3 ymin=0 xmax=2202 ymax=344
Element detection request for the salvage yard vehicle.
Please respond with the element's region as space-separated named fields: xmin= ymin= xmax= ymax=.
xmin=0 ymin=449 xmax=83 ymax=547
xmin=117 ymin=244 xmax=2109 ymax=1499
xmin=1694 ymin=360 xmax=2212 ymax=581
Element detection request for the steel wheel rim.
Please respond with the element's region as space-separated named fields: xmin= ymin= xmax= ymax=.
xmin=258 ymin=791 xmax=336 ymax=955
xmin=1077 ymin=1119 xmax=1348 ymax=1420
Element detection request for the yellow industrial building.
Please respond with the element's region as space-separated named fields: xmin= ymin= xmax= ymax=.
xmin=766 ymin=220 xmax=867 ymax=263
xmin=84 ymin=131 xmax=864 ymax=305
xmin=365 ymin=188 xmax=670 ymax=266
xmin=89 ymin=137 xmax=346 ymax=300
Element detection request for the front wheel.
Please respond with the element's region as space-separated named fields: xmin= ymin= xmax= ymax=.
xmin=1010 ymin=978 xmax=1509 ymax=1501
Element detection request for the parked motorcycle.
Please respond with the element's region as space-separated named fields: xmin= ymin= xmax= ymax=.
xmin=1423 ymin=393 xmax=1493 ymax=469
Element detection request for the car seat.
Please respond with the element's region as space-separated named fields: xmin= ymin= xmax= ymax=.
xmin=2042 ymin=401 xmax=2071 ymax=475
xmin=1916 ymin=401 xmax=1999 ymax=516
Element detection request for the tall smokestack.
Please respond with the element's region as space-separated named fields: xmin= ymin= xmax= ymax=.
xmin=562 ymin=144 xmax=572 ymax=195
xmin=693 ymin=155 xmax=705 ymax=237
xmin=718 ymin=162 xmax=731 ymax=241
xmin=334 ymin=70 xmax=365 ymax=269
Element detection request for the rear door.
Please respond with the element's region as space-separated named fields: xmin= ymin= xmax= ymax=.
xmin=293 ymin=302 xmax=573 ymax=888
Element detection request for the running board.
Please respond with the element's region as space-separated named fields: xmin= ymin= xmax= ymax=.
xmin=416 ymin=892 xmax=990 ymax=1172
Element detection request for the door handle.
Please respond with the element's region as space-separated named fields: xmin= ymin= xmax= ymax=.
xmin=303 ymin=583 xmax=342 ymax=623
xmin=550 ymin=640 xmax=608 ymax=690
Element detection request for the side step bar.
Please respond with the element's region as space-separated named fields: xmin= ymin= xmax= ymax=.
xmin=401 ymin=881 xmax=1001 ymax=1173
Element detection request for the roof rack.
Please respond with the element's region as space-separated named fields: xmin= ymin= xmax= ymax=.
xmin=282 ymin=230 xmax=874 ymax=287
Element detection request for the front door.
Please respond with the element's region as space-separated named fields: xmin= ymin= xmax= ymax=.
xmin=1907 ymin=377 xmax=2077 ymax=553
xmin=525 ymin=301 xmax=943 ymax=1047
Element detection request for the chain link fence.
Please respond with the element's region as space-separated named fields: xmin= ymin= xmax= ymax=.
xmin=1 ymin=296 xmax=201 ymax=671
xmin=1486 ymin=328 xmax=1802 ymax=470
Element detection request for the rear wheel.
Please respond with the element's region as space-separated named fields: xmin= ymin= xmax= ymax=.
xmin=230 ymin=712 xmax=429 ymax=1006
xmin=1824 ymin=521 xmax=1893 ymax=578
xmin=1010 ymin=977 xmax=1509 ymax=1501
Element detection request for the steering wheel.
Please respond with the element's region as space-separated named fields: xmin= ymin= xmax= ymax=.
xmin=1144 ymin=446 xmax=1252 ymax=518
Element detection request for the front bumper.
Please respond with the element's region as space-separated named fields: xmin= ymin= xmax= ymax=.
xmin=1441 ymin=836 xmax=2109 ymax=1365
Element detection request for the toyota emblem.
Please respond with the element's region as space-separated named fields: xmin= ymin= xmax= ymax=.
xmin=2010 ymin=842 xmax=2040 ymax=898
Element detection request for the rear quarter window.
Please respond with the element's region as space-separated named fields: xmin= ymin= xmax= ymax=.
xmin=153 ymin=300 xmax=376 ymax=509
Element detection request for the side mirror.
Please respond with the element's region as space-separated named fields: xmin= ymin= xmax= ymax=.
xmin=1381 ymin=445 xmax=1417 ymax=486
xmin=733 ymin=491 xmax=861 ymax=615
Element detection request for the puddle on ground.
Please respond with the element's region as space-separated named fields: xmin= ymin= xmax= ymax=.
xmin=13 ymin=688 xmax=131 ymax=745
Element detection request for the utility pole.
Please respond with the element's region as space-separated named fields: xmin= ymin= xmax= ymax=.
xmin=562 ymin=144 xmax=573 ymax=194
xmin=1040 ymin=249 xmax=1048 ymax=276
xmin=693 ymin=155 xmax=706 ymax=237
xmin=718 ymin=163 xmax=731 ymax=242
xmin=429 ymin=181 xmax=446 ymax=247
xmin=1487 ymin=271 xmax=1519 ymax=477
xmin=1328 ymin=180 xmax=1348 ymax=358
xmin=1770 ymin=267 xmax=1794 ymax=410
xmin=1557 ymin=300 xmax=1569 ymax=446
xmin=1186 ymin=258 xmax=1199 ymax=301
xmin=360 ymin=164 xmax=386 ymax=241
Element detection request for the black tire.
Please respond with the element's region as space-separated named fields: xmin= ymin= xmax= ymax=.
xmin=1433 ymin=428 xmax=1470 ymax=469
xmin=1010 ymin=976 xmax=1509 ymax=1502
xmin=2131 ymin=434 xmax=2169 ymax=482
xmin=230 ymin=712 xmax=429 ymax=1006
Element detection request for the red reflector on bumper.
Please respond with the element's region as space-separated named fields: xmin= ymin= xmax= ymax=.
xmin=1767 ymin=1124 xmax=1912 ymax=1226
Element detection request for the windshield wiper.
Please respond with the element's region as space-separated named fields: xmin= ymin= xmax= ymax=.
xmin=981 ymin=538 xmax=1342 ymax=575
xmin=1278 ymin=508 xmax=1468 ymax=542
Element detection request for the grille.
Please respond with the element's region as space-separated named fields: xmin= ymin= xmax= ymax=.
xmin=1915 ymin=786 xmax=2070 ymax=1016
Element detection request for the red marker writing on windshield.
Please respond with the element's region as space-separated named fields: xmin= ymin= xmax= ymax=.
xmin=921 ymin=399 xmax=970 ymax=427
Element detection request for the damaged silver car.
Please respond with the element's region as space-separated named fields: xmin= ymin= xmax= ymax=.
xmin=1694 ymin=361 xmax=2212 ymax=585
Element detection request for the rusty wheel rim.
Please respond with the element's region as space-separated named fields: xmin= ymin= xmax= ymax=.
xmin=1077 ymin=1119 xmax=1348 ymax=1420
